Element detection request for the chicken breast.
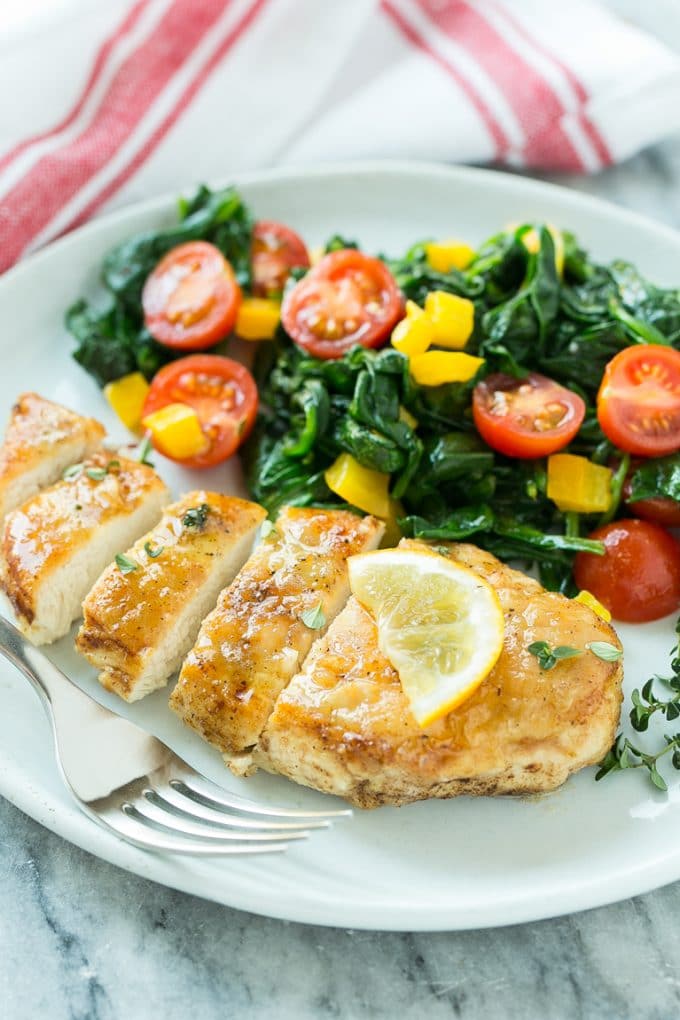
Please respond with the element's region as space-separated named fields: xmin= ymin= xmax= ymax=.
xmin=256 ymin=541 xmax=623 ymax=808
xmin=0 ymin=393 xmax=105 ymax=520
xmin=76 ymin=492 xmax=266 ymax=702
xmin=170 ymin=507 xmax=384 ymax=767
xmin=1 ymin=452 xmax=168 ymax=644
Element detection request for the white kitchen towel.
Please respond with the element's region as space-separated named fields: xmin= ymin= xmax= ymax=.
xmin=1 ymin=0 xmax=679 ymax=272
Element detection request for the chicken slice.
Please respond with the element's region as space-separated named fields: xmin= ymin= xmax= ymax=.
xmin=170 ymin=507 xmax=384 ymax=768
xmin=76 ymin=492 xmax=266 ymax=702
xmin=0 ymin=392 xmax=105 ymax=520
xmin=1 ymin=452 xmax=168 ymax=644
xmin=256 ymin=541 xmax=624 ymax=808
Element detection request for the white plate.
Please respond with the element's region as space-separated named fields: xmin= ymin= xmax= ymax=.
xmin=1 ymin=161 xmax=679 ymax=932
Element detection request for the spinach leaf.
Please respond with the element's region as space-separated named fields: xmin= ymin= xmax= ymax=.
xmin=627 ymin=455 xmax=680 ymax=504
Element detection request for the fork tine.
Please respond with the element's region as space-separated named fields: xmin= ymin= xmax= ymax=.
xmin=122 ymin=799 xmax=309 ymax=843
xmin=150 ymin=784 xmax=330 ymax=832
xmin=93 ymin=806 xmax=290 ymax=856
xmin=169 ymin=771 xmax=353 ymax=820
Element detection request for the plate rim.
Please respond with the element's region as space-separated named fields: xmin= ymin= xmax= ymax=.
xmin=2 ymin=158 xmax=680 ymax=931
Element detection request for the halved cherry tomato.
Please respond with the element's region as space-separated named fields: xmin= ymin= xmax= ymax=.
xmin=597 ymin=345 xmax=680 ymax=457
xmin=142 ymin=241 xmax=241 ymax=350
xmin=574 ymin=519 xmax=680 ymax=622
xmin=472 ymin=372 xmax=585 ymax=459
xmin=142 ymin=354 xmax=257 ymax=468
xmin=251 ymin=220 xmax=309 ymax=297
xmin=281 ymin=249 xmax=403 ymax=360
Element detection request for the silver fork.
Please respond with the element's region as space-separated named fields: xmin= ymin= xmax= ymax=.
xmin=0 ymin=616 xmax=350 ymax=856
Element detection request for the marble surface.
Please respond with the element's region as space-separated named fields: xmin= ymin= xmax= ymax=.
xmin=4 ymin=3 xmax=680 ymax=1019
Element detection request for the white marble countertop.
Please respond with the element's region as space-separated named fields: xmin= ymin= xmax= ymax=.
xmin=3 ymin=3 xmax=680 ymax=1019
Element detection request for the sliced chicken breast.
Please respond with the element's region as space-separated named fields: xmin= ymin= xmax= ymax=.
xmin=76 ymin=492 xmax=266 ymax=702
xmin=256 ymin=541 xmax=623 ymax=808
xmin=170 ymin=507 xmax=384 ymax=767
xmin=0 ymin=392 xmax=105 ymax=520
xmin=1 ymin=452 xmax=168 ymax=644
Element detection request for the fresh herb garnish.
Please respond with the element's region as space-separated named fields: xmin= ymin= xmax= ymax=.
xmin=144 ymin=542 xmax=164 ymax=559
xmin=85 ymin=459 xmax=119 ymax=482
xmin=260 ymin=520 xmax=275 ymax=539
xmin=586 ymin=641 xmax=623 ymax=663
xmin=527 ymin=641 xmax=582 ymax=671
xmin=115 ymin=553 xmax=138 ymax=574
xmin=597 ymin=618 xmax=680 ymax=792
xmin=595 ymin=734 xmax=680 ymax=792
xmin=65 ymin=459 xmax=118 ymax=482
xmin=182 ymin=503 xmax=210 ymax=528
xmin=137 ymin=435 xmax=155 ymax=467
xmin=301 ymin=603 xmax=326 ymax=630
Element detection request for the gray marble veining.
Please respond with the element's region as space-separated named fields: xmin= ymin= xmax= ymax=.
xmin=3 ymin=3 xmax=680 ymax=1019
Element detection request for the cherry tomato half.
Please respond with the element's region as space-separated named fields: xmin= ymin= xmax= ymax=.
xmin=142 ymin=241 xmax=241 ymax=351
xmin=597 ymin=345 xmax=680 ymax=457
xmin=574 ymin=519 xmax=680 ymax=623
xmin=251 ymin=220 xmax=310 ymax=297
xmin=281 ymin=249 xmax=403 ymax=360
xmin=142 ymin=354 xmax=258 ymax=469
xmin=472 ymin=372 xmax=586 ymax=459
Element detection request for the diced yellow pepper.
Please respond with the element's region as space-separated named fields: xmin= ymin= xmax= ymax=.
xmin=425 ymin=241 xmax=475 ymax=273
xmin=380 ymin=498 xmax=405 ymax=548
xmin=104 ymin=372 xmax=150 ymax=432
xmin=409 ymin=351 xmax=485 ymax=386
xmin=235 ymin=297 xmax=280 ymax=340
xmin=519 ymin=224 xmax=564 ymax=278
xmin=574 ymin=589 xmax=612 ymax=624
xmin=424 ymin=291 xmax=475 ymax=350
xmin=547 ymin=454 xmax=613 ymax=514
xmin=141 ymin=403 xmax=208 ymax=460
xmin=391 ymin=302 xmax=434 ymax=357
xmin=398 ymin=405 xmax=418 ymax=430
xmin=324 ymin=453 xmax=390 ymax=518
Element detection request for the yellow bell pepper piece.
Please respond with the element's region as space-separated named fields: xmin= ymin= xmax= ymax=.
xmin=424 ymin=291 xmax=475 ymax=350
xmin=391 ymin=301 xmax=433 ymax=357
xmin=141 ymin=403 xmax=208 ymax=460
xmin=425 ymin=241 xmax=475 ymax=273
xmin=380 ymin=498 xmax=405 ymax=548
xmin=409 ymin=351 xmax=484 ymax=386
xmin=324 ymin=453 xmax=390 ymax=518
xmin=547 ymin=454 xmax=613 ymax=514
xmin=309 ymin=245 xmax=324 ymax=266
xmin=104 ymin=372 xmax=150 ymax=432
xmin=398 ymin=405 xmax=418 ymax=430
xmin=574 ymin=589 xmax=612 ymax=624
xmin=235 ymin=297 xmax=280 ymax=340
xmin=519 ymin=224 xmax=564 ymax=278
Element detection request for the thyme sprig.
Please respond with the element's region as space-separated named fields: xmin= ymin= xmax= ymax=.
xmin=597 ymin=617 xmax=680 ymax=792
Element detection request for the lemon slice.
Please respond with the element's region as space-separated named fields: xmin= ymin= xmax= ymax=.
xmin=348 ymin=548 xmax=505 ymax=727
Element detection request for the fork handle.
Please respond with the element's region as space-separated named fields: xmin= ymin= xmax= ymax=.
xmin=0 ymin=614 xmax=97 ymax=731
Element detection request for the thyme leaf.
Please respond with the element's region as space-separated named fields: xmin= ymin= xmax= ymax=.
xmin=115 ymin=553 xmax=138 ymax=574
xmin=301 ymin=603 xmax=326 ymax=630
xmin=527 ymin=641 xmax=581 ymax=671
xmin=182 ymin=503 xmax=210 ymax=528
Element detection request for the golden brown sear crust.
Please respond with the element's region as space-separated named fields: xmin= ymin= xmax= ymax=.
xmin=0 ymin=393 xmax=105 ymax=517
xmin=1 ymin=451 xmax=167 ymax=636
xmin=256 ymin=541 xmax=623 ymax=808
xmin=77 ymin=492 xmax=266 ymax=701
xmin=170 ymin=507 xmax=384 ymax=758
